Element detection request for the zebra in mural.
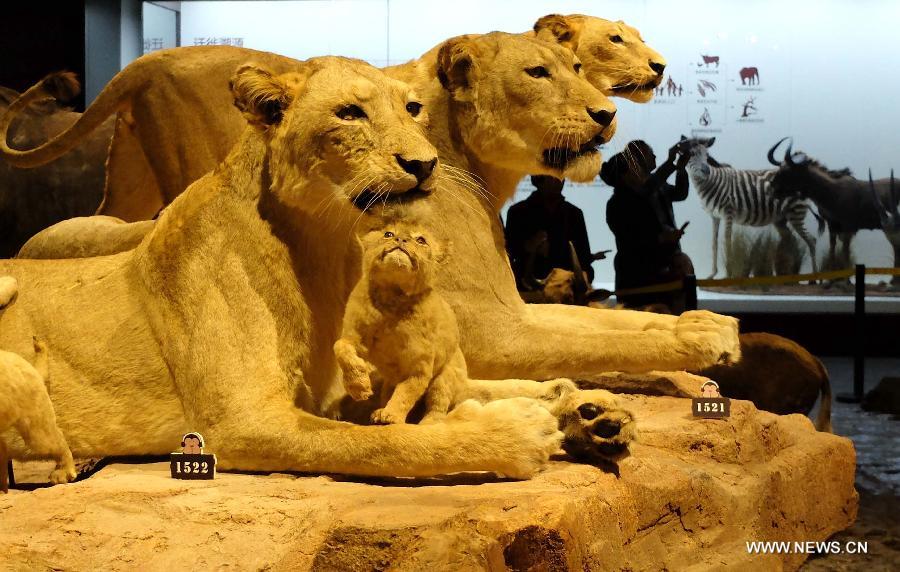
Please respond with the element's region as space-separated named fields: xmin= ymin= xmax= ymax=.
xmin=679 ymin=136 xmax=819 ymax=278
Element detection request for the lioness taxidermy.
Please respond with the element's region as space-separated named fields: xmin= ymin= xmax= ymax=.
xmin=335 ymin=224 xmax=467 ymax=425
xmin=0 ymin=57 xmax=636 ymax=478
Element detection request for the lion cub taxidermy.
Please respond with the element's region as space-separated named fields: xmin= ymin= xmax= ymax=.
xmin=0 ymin=336 xmax=76 ymax=492
xmin=334 ymin=223 xmax=466 ymax=425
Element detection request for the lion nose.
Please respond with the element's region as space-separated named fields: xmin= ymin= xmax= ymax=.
xmin=592 ymin=419 xmax=621 ymax=439
xmin=649 ymin=61 xmax=666 ymax=76
xmin=587 ymin=107 xmax=616 ymax=127
xmin=395 ymin=155 xmax=437 ymax=184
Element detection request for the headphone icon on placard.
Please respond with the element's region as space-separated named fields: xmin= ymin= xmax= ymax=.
xmin=181 ymin=432 xmax=205 ymax=453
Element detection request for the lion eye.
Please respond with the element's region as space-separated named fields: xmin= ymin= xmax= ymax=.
xmin=336 ymin=104 xmax=366 ymax=121
xmin=574 ymin=63 xmax=582 ymax=74
xmin=383 ymin=231 xmax=395 ymax=239
xmin=525 ymin=66 xmax=551 ymax=79
xmin=406 ymin=101 xmax=423 ymax=117
xmin=610 ymin=35 xmax=624 ymax=44
xmin=415 ymin=236 xmax=428 ymax=245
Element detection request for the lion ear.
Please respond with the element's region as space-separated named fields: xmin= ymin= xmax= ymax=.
xmin=533 ymin=14 xmax=581 ymax=50
xmin=230 ymin=64 xmax=294 ymax=128
xmin=437 ymin=37 xmax=478 ymax=102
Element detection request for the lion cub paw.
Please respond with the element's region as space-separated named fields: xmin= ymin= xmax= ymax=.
xmin=371 ymin=407 xmax=405 ymax=425
xmin=557 ymin=389 xmax=636 ymax=463
xmin=344 ymin=374 xmax=374 ymax=402
xmin=49 ymin=466 xmax=77 ymax=485
xmin=675 ymin=310 xmax=741 ymax=369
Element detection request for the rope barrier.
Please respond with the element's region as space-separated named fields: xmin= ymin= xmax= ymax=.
xmin=610 ymin=266 xmax=900 ymax=297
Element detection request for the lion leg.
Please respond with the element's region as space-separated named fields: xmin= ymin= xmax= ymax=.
xmin=7 ymin=376 xmax=76 ymax=486
xmin=459 ymin=304 xmax=740 ymax=381
xmin=372 ymin=370 xmax=431 ymax=425
xmin=333 ymin=338 xmax=373 ymax=401
xmin=189 ymin=400 xmax=562 ymax=480
xmin=0 ymin=440 xmax=8 ymax=493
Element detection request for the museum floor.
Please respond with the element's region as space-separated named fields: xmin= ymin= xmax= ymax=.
xmin=801 ymin=357 xmax=900 ymax=571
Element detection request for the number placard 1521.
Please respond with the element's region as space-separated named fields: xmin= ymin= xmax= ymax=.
xmin=691 ymin=397 xmax=730 ymax=418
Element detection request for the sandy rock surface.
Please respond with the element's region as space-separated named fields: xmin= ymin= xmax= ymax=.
xmin=1 ymin=395 xmax=857 ymax=571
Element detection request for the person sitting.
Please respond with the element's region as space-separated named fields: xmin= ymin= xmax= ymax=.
xmin=601 ymin=140 xmax=694 ymax=312
xmin=504 ymin=175 xmax=605 ymax=291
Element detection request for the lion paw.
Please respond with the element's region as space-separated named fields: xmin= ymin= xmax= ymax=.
xmin=371 ymin=407 xmax=405 ymax=425
xmin=557 ymin=389 xmax=636 ymax=463
xmin=449 ymin=398 xmax=563 ymax=479
xmin=675 ymin=310 xmax=741 ymax=369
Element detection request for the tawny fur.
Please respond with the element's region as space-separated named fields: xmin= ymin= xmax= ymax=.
xmin=0 ymin=336 xmax=76 ymax=492
xmin=17 ymin=216 xmax=155 ymax=259
xmin=0 ymin=57 xmax=651 ymax=478
xmin=336 ymin=224 xmax=466 ymax=424
xmin=533 ymin=14 xmax=667 ymax=103
xmin=2 ymin=32 xmax=740 ymax=384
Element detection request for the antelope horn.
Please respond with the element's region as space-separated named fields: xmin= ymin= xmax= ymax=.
xmin=868 ymin=168 xmax=892 ymax=229
xmin=784 ymin=139 xmax=796 ymax=166
xmin=767 ymin=136 xmax=790 ymax=166
xmin=568 ymin=241 xmax=589 ymax=304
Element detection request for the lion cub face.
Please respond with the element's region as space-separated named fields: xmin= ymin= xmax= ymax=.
xmin=362 ymin=224 xmax=441 ymax=296
xmin=230 ymin=57 xmax=439 ymax=215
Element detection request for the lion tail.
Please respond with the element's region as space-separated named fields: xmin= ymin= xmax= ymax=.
xmin=0 ymin=67 xmax=138 ymax=168
xmin=813 ymin=356 xmax=833 ymax=433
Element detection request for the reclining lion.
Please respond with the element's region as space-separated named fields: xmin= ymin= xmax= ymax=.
xmin=0 ymin=57 xmax=635 ymax=477
xmin=3 ymin=32 xmax=739 ymax=381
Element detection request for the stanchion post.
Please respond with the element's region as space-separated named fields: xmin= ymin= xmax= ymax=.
xmin=684 ymin=274 xmax=698 ymax=311
xmin=838 ymin=264 xmax=866 ymax=403
xmin=854 ymin=264 xmax=866 ymax=400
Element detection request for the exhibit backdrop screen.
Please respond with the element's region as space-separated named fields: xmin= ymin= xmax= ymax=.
xmin=172 ymin=0 xmax=900 ymax=289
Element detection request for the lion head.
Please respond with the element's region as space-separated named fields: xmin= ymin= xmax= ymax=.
xmin=361 ymin=223 xmax=442 ymax=296
xmin=535 ymin=14 xmax=666 ymax=103
xmin=230 ymin=57 xmax=439 ymax=213
xmin=436 ymin=32 xmax=617 ymax=184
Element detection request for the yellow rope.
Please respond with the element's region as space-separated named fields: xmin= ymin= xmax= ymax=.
xmin=610 ymin=266 xmax=899 ymax=297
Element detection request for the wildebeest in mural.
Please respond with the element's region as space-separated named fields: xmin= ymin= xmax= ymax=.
xmin=698 ymin=54 xmax=720 ymax=68
xmin=740 ymin=67 xmax=760 ymax=85
xmin=770 ymin=143 xmax=900 ymax=283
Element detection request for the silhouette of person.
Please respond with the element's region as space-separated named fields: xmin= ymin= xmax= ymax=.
xmin=505 ymin=175 xmax=602 ymax=290
xmin=601 ymin=140 xmax=694 ymax=312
